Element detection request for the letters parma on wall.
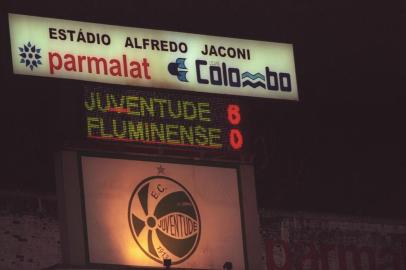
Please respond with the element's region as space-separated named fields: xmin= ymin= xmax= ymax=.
xmin=81 ymin=155 xmax=246 ymax=269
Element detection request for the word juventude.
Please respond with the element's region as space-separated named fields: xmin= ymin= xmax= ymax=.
xmin=85 ymin=91 xmax=211 ymax=121
xmin=157 ymin=213 xmax=198 ymax=239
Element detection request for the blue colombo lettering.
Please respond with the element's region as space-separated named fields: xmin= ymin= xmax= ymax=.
xmin=195 ymin=60 xmax=292 ymax=92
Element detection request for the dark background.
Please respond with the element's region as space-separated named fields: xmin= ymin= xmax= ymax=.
xmin=0 ymin=0 xmax=405 ymax=218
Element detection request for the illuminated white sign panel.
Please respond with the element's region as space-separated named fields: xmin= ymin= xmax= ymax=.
xmin=81 ymin=156 xmax=246 ymax=269
xmin=9 ymin=13 xmax=298 ymax=100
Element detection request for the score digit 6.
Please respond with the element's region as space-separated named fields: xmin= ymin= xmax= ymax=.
xmin=227 ymin=104 xmax=243 ymax=150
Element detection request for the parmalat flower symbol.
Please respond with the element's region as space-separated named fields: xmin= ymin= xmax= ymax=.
xmin=19 ymin=42 xmax=42 ymax=70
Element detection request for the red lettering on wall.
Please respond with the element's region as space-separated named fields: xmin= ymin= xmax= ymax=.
xmin=338 ymin=245 xmax=362 ymax=270
xmin=378 ymin=248 xmax=400 ymax=270
xmin=266 ymin=241 xmax=405 ymax=270
xmin=267 ymin=240 xmax=291 ymax=270
xmin=320 ymin=244 xmax=336 ymax=270
xmin=297 ymin=242 xmax=320 ymax=270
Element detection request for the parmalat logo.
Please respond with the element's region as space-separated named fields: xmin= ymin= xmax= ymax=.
xmin=18 ymin=42 xmax=152 ymax=80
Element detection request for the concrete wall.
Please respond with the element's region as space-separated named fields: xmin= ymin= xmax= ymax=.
xmin=1 ymin=192 xmax=405 ymax=270
xmin=0 ymin=192 xmax=61 ymax=270
xmin=261 ymin=210 xmax=406 ymax=270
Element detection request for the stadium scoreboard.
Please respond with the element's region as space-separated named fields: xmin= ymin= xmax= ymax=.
xmin=84 ymin=85 xmax=245 ymax=151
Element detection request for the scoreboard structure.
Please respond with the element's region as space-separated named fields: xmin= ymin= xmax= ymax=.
xmin=52 ymin=84 xmax=262 ymax=270
xmin=8 ymin=12 xmax=297 ymax=270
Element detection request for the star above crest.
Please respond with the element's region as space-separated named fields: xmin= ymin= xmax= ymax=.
xmin=156 ymin=165 xmax=165 ymax=175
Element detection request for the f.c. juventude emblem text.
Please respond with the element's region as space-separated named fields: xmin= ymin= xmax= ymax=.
xmin=128 ymin=176 xmax=200 ymax=265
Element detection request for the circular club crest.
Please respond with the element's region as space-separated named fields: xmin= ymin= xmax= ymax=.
xmin=128 ymin=176 xmax=201 ymax=265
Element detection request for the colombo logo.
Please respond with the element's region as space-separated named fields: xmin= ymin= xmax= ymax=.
xmin=18 ymin=42 xmax=42 ymax=70
xmin=168 ymin=58 xmax=188 ymax=82
xmin=128 ymin=176 xmax=201 ymax=264
xmin=241 ymin=72 xmax=266 ymax=88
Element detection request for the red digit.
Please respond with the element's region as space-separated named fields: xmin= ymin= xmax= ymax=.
xmin=227 ymin=104 xmax=241 ymax=125
xmin=230 ymin=129 xmax=243 ymax=150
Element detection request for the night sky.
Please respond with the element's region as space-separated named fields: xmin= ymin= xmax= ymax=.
xmin=0 ymin=0 xmax=405 ymax=218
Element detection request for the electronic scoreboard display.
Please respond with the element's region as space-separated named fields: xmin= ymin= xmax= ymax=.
xmin=84 ymin=85 xmax=245 ymax=151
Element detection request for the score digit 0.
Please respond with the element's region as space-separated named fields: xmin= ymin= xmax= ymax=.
xmin=227 ymin=104 xmax=243 ymax=150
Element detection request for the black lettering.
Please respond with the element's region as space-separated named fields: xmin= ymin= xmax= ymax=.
xmin=201 ymin=44 xmax=208 ymax=55
xmin=49 ymin=28 xmax=57 ymax=39
xmin=66 ymin=30 xmax=75 ymax=41
xmin=143 ymin=38 xmax=150 ymax=49
xmin=58 ymin=29 xmax=67 ymax=40
xmin=169 ymin=41 xmax=177 ymax=52
xmin=101 ymin=34 xmax=110 ymax=45
xmin=266 ymin=67 xmax=279 ymax=91
xmin=86 ymin=32 xmax=96 ymax=43
xmin=161 ymin=40 xmax=168 ymax=51
xmin=151 ymin=39 xmax=159 ymax=50
xmin=218 ymin=46 xmax=226 ymax=57
xmin=196 ymin=60 xmax=209 ymax=84
xmin=279 ymin=73 xmax=292 ymax=92
xmin=210 ymin=66 xmax=222 ymax=85
xmin=95 ymin=33 xmax=101 ymax=44
xmin=236 ymin=48 xmax=245 ymax=59
xmin=134 ymin=38 xmax=142 ymax=49
xmin=227 ymin=47 xmax=236 ymax=58
xmin=179 ymin=42 xmax=187 ymax=53
xmin=209 ymin=45 xmax=218 ymax=56
xmin=77 ymin=29 xmax=86 ymax=43
xmin=228 ymin=68 xmax=241 ymax=87
xmin=222 ymin=63 xmax=228 ymax=86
